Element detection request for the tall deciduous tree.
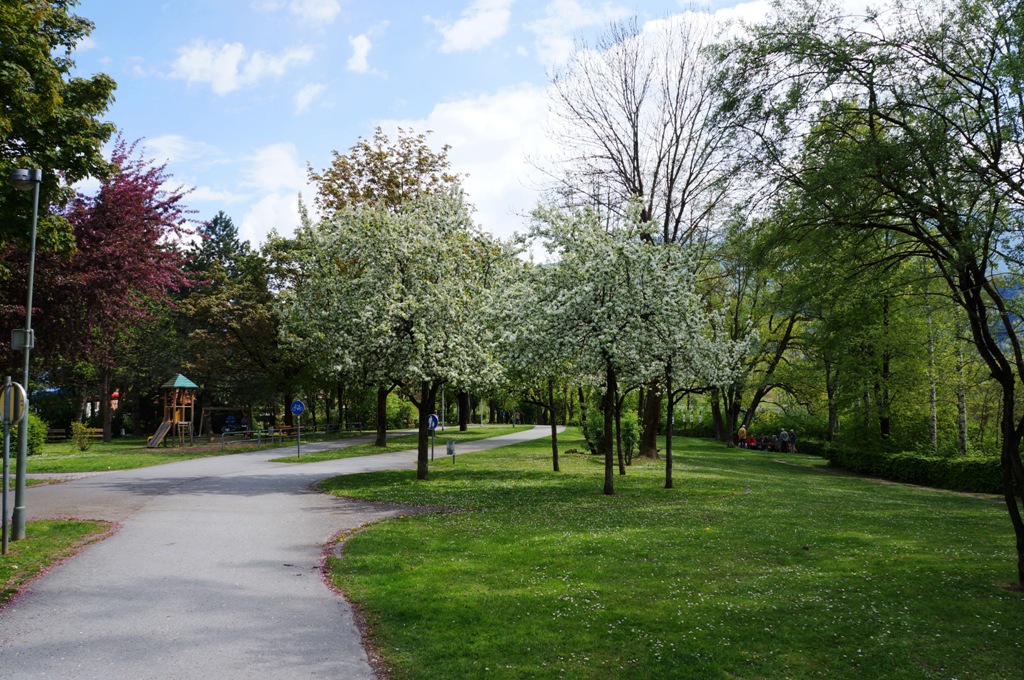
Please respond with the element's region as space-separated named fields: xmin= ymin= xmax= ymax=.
xmin=527 ymin=204 xmax=735 ymax=494
xmin=305 ymin=127 xmax=462 ymax=445
xmin=0 ymin=0 xmax=116 ymax=246
xmin=284 ymin=189 xmax=501 ymax=479
xmin=727 ymin=0 xmax=1024 ymax=584
xmin=548 ymin=13 xmax=738 ymax=458
xmin=2 ymin=140 xmax=192 ymax=439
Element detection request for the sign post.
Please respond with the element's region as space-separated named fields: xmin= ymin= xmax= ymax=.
xmin=447 ymin=440 xmax=456 ymax=465
xmin=1 ymin=377 xmax=27 ymax=554
xmin=427 ymin=414 xmax=438 ymax=461
xmin=291 ymin=400 xmax=305 ymax=458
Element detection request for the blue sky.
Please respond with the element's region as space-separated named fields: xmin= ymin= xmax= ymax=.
xmin=70 ymin=0 xmax=775 ymax=246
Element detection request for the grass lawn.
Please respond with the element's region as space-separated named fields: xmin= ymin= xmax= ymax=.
xmin=0 ymin=519 xmax=113 ymax=607
xmin=27 ymin=429 xmax=362 ymax=473
xmin=269 ymin=424 xmax=522 ymax=464
xmin=320 ymin=429 xmax=1023 ymax=679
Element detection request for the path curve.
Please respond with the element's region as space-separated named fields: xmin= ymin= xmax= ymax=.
xmin=0 ymin=426 xmax=556 ymax=679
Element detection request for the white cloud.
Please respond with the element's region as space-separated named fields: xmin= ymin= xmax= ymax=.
xmin=143 ymin=135 xmax=219 ymax=164
xmin=170 ymin=40 xmax=313 ymax=95
xmin=75 ymin=35 xmax=97 ymax=52
xmin=347 ymin=34 xmax=373 ymax=73
xmin=379 ymin=83 xmax=557 ymax=241
xmin=253 ymin=0 xmax=341 ymax=23
xmin=245 ymin=142 xmax=308 ymax=193
xmin=241 ymin=192 xmax=305 ymax=244
xmin=426 ymin=0 xmax=515 ymax=53
xmin=526 ymin=0 xmax=630 ymax=65
xmin=189 ymin=185 xmax=250 ymax=204
xmin=288 ymin=0 xmax=341 ymax=23
xmin=295 ymin=83 xmax=326 ymax=113
xmin=238 ymin=142 xmax=318 ymax=242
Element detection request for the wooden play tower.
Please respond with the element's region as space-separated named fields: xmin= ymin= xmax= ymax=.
xmin=147 ymin=374 xmax=198 ymax=448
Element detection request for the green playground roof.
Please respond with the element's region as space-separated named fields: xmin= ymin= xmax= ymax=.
xmin=161 ymin=374 xmax=199 ymax=390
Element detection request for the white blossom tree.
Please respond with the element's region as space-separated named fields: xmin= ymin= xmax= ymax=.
xmin=526 ymin=204 xmax=742 ymax=494
xmin=283 ymin=189 xmax=502 ymax=479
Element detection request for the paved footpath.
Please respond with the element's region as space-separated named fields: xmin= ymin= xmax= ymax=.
xmin=0 ymin=426 xmax=555 ymax=679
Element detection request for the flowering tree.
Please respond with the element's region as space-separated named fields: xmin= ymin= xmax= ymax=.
xmin=283 ymin=189 xmax=502 ymax=478
xmin=527 ymin=205 xmax=742 ymax=494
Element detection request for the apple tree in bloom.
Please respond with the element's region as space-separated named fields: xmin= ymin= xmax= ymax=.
xmin=283 ymin=189 xmax=502 ymax=479
xmin=526 ymin=204 xmax=744 ymax=494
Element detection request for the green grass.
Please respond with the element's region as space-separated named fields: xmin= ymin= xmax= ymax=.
xmin=0 ymin=519 xmax=112 ymax=606
xmin=320 ymin=430 xmax=1023 ymax=679
xmin=270 ymin=424 xmax=522 ymax=463
xmin=27 ymin=436 xmax=240 ymax=473
xmin=26 ymin=429 xmax=362 ymax=473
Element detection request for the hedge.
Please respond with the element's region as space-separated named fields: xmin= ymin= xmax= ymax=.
xmin=823 ymin=444 xmax=1002 ymax=495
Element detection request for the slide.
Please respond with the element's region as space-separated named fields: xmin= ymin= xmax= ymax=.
xmin=147 ymin=420 xmax=173 ymax=448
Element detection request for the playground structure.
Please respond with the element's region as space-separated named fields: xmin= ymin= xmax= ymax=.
xmin=147 ymin=374 xmax=198 ymax=448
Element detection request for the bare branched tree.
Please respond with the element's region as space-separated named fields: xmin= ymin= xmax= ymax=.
xmin=545 ymin=12 xmax=737 ymax=457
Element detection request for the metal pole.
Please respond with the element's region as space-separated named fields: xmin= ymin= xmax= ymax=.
xmin=3 ymin=376 xmax=11 ymax=554
xmin=13 ymin=174 xmax=39 ymax=541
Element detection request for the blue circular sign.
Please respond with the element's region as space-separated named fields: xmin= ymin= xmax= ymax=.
xmin=427 ymin=414 xmax=439 ymax=430
xmin=290 ymin=400 xmax=305 ymax=416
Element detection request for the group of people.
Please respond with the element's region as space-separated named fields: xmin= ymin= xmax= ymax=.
xmin=737 ymin=425 xmax=797 ymax=453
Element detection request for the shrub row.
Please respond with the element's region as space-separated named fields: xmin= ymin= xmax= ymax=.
xmin=823 ymin=444 xmax=1003 ymax=495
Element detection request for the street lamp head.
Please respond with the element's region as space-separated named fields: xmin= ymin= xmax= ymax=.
xmin=8 ymin=169 xmax=42 ymax=191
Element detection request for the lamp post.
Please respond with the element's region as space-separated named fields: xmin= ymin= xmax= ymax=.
xmin=9 ymin=168 xmax=41 ymax=541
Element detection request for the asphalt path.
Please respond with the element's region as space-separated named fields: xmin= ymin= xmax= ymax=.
xmin=0 ymin=425 xmax=555 ymax=679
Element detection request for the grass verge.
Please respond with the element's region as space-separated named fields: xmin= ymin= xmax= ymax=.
xmin=27 ymin=430 xmax=361 ymax=473
xmin=270 ymin=425 xmax=522 ymax=463
xmin=320 ymin=430 xmax=1022 ymax=680
xmin=0 ymin=519 xmax=113 ymax=607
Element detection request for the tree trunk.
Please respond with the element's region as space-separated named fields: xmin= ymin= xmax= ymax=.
xmin=638 ymin=378 xmax=661 ymax=459
xmin=283 ymin=392 xmax=294 ymax=427
xmin=603 ymin=361 xmax=617 ymax=496
xmin=665 ymin=365 xmax=674 ymax=489
xmin=375 ymin=385 xmax=389 ymax=447
xmin=548 ymin=378 xmax=559 ymax=472
xmin=578 ymin=386 xmax=587 ymax=430
xmin=458 ymin=391 xmax=470 ymax=431
xmin=101 ymin=369 xmax=113 ymax=443
xmin=957 ymin=343 xmax=968 ymax=456
xmin=997 ymin=382 xmax=1024 ymax=585
xmin=489 ymin=398 xmax=496 ymax=425
xmin=615 ymin=393 xmax=625 ymax=476
xmin=711 ymin=388 xmax=725 ymax=442
xmin=415 ymin=380 xmax=441 ymax=481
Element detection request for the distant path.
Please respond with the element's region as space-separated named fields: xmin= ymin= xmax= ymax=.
xmin=0 ymin=426 xmax=555 ymax=679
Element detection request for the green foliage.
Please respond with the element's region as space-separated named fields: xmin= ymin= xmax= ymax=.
xmin=69 ymin=421 xmax=93 ymax=452
xmin=0 ymin=0 xmax=116 ymax=245
xmin=581 ymin=404 xmax=604 ymax=455
xmin=13 ymin=412 xmax=48 ymax=456
xmin=385 ymin=392 xmax=414 ymax=429
xmin=824 ymin=445 xmax=1001 ymax=495
xmin=307 ymin=126 xmax=459 ymax=215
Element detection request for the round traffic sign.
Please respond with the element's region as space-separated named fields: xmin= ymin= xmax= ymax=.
xmin=290 ymin=400 xmax=305 ymax=416
xmin=427 ymin=414 xmax=439 ymax=430
xmin=0 ymin=381 xmax=26 ymax=425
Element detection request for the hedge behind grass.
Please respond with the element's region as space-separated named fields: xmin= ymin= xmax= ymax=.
xmin=823 ymin=443 xmax=1002 ymax=494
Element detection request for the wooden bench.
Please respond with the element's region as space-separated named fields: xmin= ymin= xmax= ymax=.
xmin=46 ymin=428 xmax=66 ymax=442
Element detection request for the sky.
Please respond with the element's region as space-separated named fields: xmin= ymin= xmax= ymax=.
xmin=69 ymin=0 xmax=780 ymax=247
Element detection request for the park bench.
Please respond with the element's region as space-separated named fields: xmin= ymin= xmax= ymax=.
xmin=46 ymin=428 xmax=66 ymax=442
